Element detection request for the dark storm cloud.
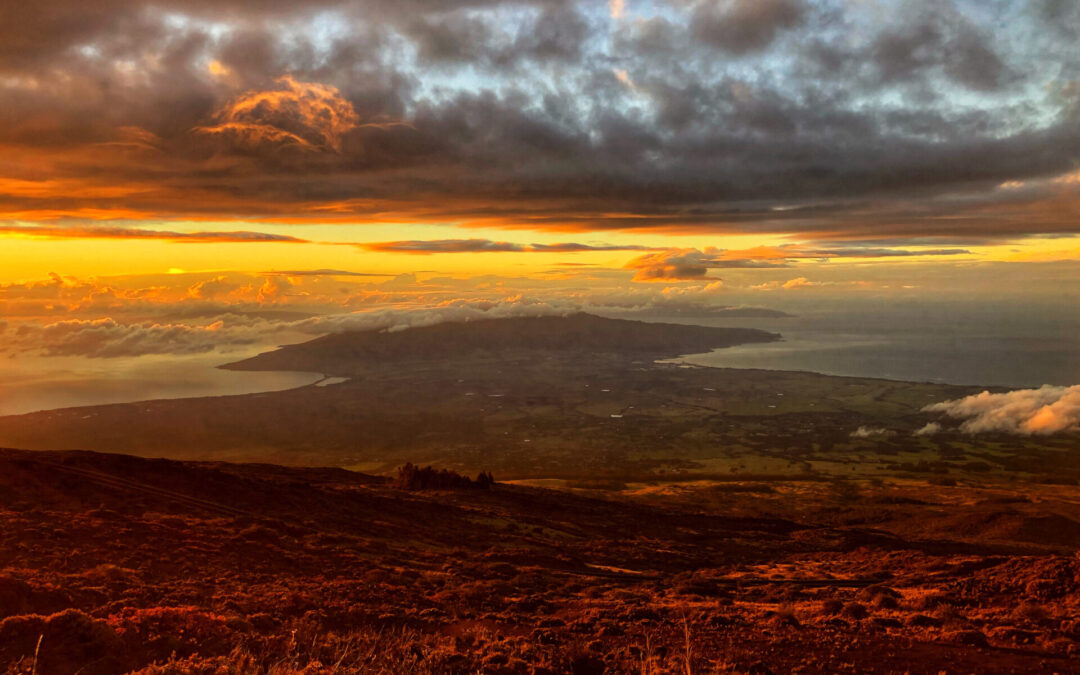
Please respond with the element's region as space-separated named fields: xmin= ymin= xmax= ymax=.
xmin=405 ymin=6 xmax=588 ymax=67
xmin=1 ymin=0 xmax=1079 ymax=243
xmin=799 ymin=247 xmax=971 ymax=258
xmin=529 ymin=242 xmax=655 ymax=253
xmin=866 ymin=15 xmax=1011 ymax=91
xmin=358 ymin=239 xmax=656 ymax=254
xmin=690 ymin=0 xmax=805 ymax=55
xmin=0 ymin=224 xmax=307 ymax=243
xmin=625 ymin=245 xmax=972 ymax=281
xmin=262 ymin=269 xmax=392 ymax=277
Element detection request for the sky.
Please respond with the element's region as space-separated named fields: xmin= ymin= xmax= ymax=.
xmin=2 ymin=0 xmax=1080 ymax=363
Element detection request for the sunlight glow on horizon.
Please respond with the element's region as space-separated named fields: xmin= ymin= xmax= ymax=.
xmin=5 ymin=222 xmax=1052 ymax=285
xmin=3 ymin=0 xmax=1080 ymax=366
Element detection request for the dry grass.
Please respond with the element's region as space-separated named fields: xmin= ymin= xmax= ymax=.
xmin=1 ymin=449 xmax=1079 ymax=674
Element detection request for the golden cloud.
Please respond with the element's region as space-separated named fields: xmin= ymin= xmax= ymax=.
xmin=194 ymin=76 xmax=360 ymax=152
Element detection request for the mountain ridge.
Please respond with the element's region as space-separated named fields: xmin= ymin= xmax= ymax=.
xmin=221 ymin=312 xmax=780 ymax=375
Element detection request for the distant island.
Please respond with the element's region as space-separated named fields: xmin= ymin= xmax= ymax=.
xmin=601 ymin=305 xmax=795 ymax=319
xmin=706 ymin=306 xmax=794 ymax=318
xmin=222 ymin=312 xmax=781 ymax=376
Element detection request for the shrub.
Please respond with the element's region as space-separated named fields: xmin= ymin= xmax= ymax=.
xmin=0 ymin=576 xmax=32 ymax=619
xmin=769 ymin=606 xmax=799 ymax=628
xmin=946 ymin=629 xmax=989 ymax=647
xmin=0 ymin=609 xmax=125 ymax=675
xmin=933 ymin=604 xmax=966 ymax=627
xmin=1013 ymin=602 xmax=1050 ymax=625
xmin=906 ymin=614 xmax=942 ymax=628
xmin=108 ymin=606 xmax=238 ymax=660
xmin=819 ymin=599 xmax=844 ymax=616
xmin=914 ymin=592 xmax=954 ymax=611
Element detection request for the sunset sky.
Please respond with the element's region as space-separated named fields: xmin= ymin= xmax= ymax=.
xmin=3 ymin=0 xmax=1080 ymax=361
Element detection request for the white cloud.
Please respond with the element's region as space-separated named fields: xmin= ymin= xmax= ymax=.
xmin=11 ymin=317 xmax=264 ymax=358
xmin=913 ymin=422 xmax=942 ymax=436
xmin=851 ymin=426 xmax=894 ymax=438
xmin=922 ymin=385 xmax=1080 ymax=435
xmin=296 ymin=297 xmax=576 ymax=335
xmin=782 ymin=277 xmax=816 ymax=289
xmin=187 ymin=276 xmax=235 ymax=300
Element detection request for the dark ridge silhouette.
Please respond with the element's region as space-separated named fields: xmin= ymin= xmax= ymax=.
xmin=222 ymin=312 xmax=779 ymax=374
xmin=395 ymin=462 xmax=494 ymax=490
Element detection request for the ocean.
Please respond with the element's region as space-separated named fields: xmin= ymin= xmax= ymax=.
xmin=0 ymin=350 xmax=322 ymax=416
xmin=674 ymin=300 xmax=1080 ymax=388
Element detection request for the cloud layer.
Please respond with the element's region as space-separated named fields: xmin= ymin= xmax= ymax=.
xmin=923 ymin=385 xmax=1080 ymax=435
xmin=1 ymin=0 xmax=1079 ymax=241
xmin=0 ymin=268 xmax=745 ymax=357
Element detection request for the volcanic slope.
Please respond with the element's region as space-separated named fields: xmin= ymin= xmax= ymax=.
xmin=1 ymin=448 xmax=1077 ymax=674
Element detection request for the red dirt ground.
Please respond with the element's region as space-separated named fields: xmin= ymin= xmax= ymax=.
xmin=1 ymin=448 xmax=1077 ymax=674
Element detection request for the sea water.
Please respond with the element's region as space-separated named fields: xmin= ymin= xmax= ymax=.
xmin=0 ymin=350 xmax=323 ymax=416
xmin=673 ymin=300 xmax=1080 ymax=388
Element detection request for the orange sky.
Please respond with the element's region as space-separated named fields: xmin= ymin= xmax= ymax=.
xmin=3 ymin=0 xmax=1080 ymax=360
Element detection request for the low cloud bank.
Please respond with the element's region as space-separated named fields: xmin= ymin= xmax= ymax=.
xmin=3 ymin=272 xmax=795 ymax=358
xmin=6 ymin=299 xmax=576 ymax=358
xmin=297 ymin=298 xmax=575 ymax=335
xmin=12 ymin=317 xmax=261 ymax=358
xmin=922 ymin=385 xmax=1080 ymax=435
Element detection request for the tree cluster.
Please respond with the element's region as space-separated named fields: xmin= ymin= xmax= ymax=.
xmin=396 ymin=463 xmax=495 ymax=490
